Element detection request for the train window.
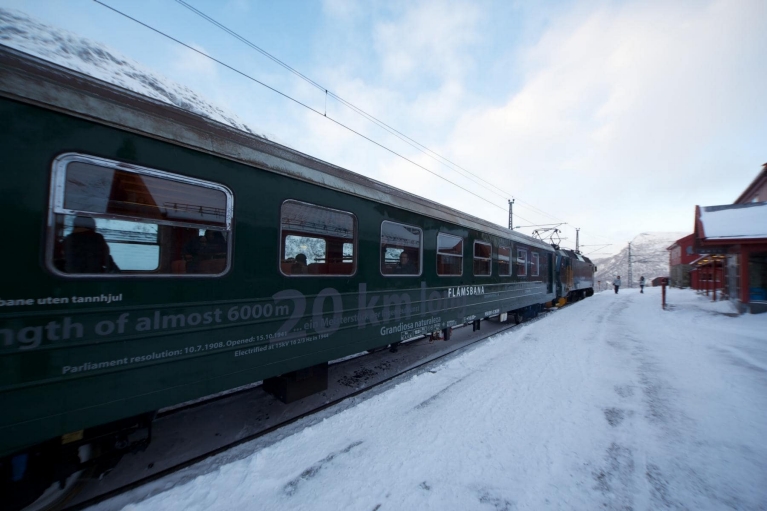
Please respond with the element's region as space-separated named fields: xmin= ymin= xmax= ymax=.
xmin=436 ymin=233 xmax=463 ymax=276
xmin=517 ymin=248 xmax=528 ymax=277
xmin=473 ymin=241 xmax=492 ymax=276
xmin=531 ymin=252 xmax=540 ymax=277
xmin=498 ymin=244 xmax=511 ymax=276
xmin=48 ymin=153 xmax=233 ymax=277
xmin=381 ymin=221 xmax=422 ymax=276
xmin=280 ymin=200 xmax=356 ymax=276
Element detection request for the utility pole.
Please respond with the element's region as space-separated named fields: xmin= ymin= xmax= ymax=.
xmin=508 ymin=199 xmax=514 ymax=230
xmin=575 ymin=228 xmax=580 ymax=253
xmin=627 ymin=242 xmax=633 ymax=288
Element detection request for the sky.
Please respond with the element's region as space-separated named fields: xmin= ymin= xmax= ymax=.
xmin=1 ymin=0 xmax=765 ymax=257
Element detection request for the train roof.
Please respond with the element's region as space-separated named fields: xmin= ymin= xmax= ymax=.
xmin=556 ymin=249 xmax=594 ymax=264
xmin=0 ymin=45 xmax=553 ymax=252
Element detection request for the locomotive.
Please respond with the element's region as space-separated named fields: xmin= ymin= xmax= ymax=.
xmin=0 ymin=46 xmax=594 ymax=509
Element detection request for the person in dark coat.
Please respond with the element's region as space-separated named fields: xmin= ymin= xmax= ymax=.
xmin=639 ymin=276 xmax=646 ymax=293
xmin=291 ymin=253 xmax=308 ymax=274
xmin=395 ymin=251 xmax=417 ymax=274
xmin=63 ymin=216 xmax=118 ymax=273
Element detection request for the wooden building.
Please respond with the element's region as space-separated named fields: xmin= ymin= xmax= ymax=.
xmin=667 ymin=233 xmax=697 ymax=287
xmin=692 ymin=201 xmax=767 ymax=313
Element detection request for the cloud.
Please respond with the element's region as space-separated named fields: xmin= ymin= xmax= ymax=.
xmin=373 ymin=1 xmax=482 ymax=82
xmin=435 ymin=0 xmax=767 ymax=245
xmin=232 ymin=0 xmax=766 ymax=253
xmin=171 ymin=43 xmax=219 ymax=77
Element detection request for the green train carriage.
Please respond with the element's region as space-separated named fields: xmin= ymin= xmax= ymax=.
xmin=0 ymin=46 xmax=559 ymax=505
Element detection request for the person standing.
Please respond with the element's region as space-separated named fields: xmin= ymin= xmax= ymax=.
xmin=614 ymin=275 xmax=622 ymax=294
xmin=639 ymin=276 xmax=645 ymax=293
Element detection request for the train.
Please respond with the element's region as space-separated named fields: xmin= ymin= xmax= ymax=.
xmin=0 ymin=46 xmax=595 ymax=509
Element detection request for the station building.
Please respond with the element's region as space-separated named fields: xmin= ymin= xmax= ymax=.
xmin=666 ymin=233 xmax=697 ymax=287
xmin=682 ymin=164 xmax=767 ymax=314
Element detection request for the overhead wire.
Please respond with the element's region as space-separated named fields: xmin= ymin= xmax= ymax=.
xmin=93 ymin=0 xmax=540 ymax=222
xmin=171 ymin=0 xmax=554 ymax=225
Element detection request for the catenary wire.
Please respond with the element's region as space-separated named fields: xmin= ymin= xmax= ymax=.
xmin=174 ymin=0 xmax=616 ymax=245
xmin=171 ymin=0 xmax=561 ymax=223
xmin=93 ymin=0 xmax=540 ymax=223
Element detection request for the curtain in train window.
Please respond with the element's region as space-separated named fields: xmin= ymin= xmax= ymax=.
xmin=498 ymin=244 xmax=511 ymax=276
xmin=517 ymin=248 xmax=528 ymax=277
xmin=280 ymin=200 xmax=356 ymax=276
xmin=381 ymin=221 xmax=422 ymax=276
xmin=531 ymin=252 xmax=540 ymax=277
xmin=474 ymin=241 xmax=492 ymax=276
xmin=437 ymin=233 xmax=463 ymax=276
xmin=49 ymin=154 xmax=233 ymax=276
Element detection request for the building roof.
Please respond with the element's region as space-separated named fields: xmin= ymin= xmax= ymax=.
xmin=735 ymin=163 xmax=767 ymax=204
xmin=666 ymin=232 xmax=694 ymax=251
xmin=696 ymin=202 xmax=767 ymax=240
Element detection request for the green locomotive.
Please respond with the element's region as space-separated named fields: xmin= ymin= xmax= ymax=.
xmin=0 ymin=46 xmax=586 ymax=507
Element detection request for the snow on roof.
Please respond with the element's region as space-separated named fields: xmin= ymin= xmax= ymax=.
xmin=699 ymin=202 xmax=767 ymax=240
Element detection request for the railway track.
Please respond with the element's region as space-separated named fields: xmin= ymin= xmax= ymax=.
xmin=58 ymin=309 xmax=557 ymax=511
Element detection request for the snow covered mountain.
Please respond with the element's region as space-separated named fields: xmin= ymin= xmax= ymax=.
xmin=592 ymin=232 xmax=688 ymax=287
xmin=0 ymin=8 xmax=261 ymax=137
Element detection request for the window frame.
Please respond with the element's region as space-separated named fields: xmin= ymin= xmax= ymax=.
xmin=278 ymin=199 xmax=358 ymax=278
xmin=46 ymin=153 xmax=234 ymax=279
xmin=531 ymin=252 xmax=540 ymax=277
xmin=380 ymin=220 xmax=423 ymax=278
xmin=517 ymin=248 xmax=528 ymax=277
xmin=498 ymin=242 xmax=512 ymax=277
xmin=436 ymin=232 xmax=464 ymax=277
xmin=473 ymin=240 xmax=492 ymax=277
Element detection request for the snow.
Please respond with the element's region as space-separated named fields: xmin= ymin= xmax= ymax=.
xmin=699 ymin=202 xmax=767 ymax=240
xmin=95 ymin=288 xmax=767 ymax=511
xmin=0 ymin=8 xmax=265 ymax=138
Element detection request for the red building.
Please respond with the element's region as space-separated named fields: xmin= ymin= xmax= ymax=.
xmin=692 ymin=201 xmax=767 ymax=313
xmin=667 ymin=233 xmax=697 ymax=287
xmin=678 ymin=164 xmax=767 ymax=313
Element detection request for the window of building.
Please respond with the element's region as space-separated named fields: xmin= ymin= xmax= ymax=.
xmin=498 ymin=244 xmax=511 ymax=276
xmin=437 ymin=233 xmax=463 ymax=276
xmin=280 ymin=200 xmax=356 ymax=276
xmin=48 ymin=153 xmax=233 ymax=277
xmin=531 ymin=252 xmax=540 ymax=277
xmin=517 ymin=248 xmax=527 ymax=277
xmin=381 ymin=221 xmax=422 ymax=276
xmin=474 ymin=241 xmax=492 ymax=276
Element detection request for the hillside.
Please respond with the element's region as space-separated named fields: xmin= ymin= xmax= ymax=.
xmin=592 ymin=232 xmax=688 ymax=287
xmin=0 ymin=8 xmax=261 ymax=137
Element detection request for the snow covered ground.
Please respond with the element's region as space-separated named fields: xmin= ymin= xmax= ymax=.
xmin=99 ymin=288 xmax=767 ymax=511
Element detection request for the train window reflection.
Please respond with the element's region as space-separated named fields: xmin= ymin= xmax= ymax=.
xmin=498 ymin=244 xmax=511 ymax=276
xmin=49 ymin=154 xmax=233 ymax=277
xmin=381 ymin=221 xmax=422 ymax=276
xmin=474 ymin=241 xmax=492 ymax=276
xmin=437 ymin=233 xmax=463 ymax=276
xmin=280 ymin=200 xmax=356 ymax=276
xmin=517 ymin=248 xmax=528 ymax=277
xmin=531 ymin=252 xmax=540 ymax=277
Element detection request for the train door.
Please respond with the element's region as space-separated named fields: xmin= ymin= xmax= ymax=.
xmin=547 ymin=252 xmax=553 ymax=293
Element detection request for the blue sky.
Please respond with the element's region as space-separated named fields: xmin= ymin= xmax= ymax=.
xmin=2 ymin=0 xmax=765 ymax=256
